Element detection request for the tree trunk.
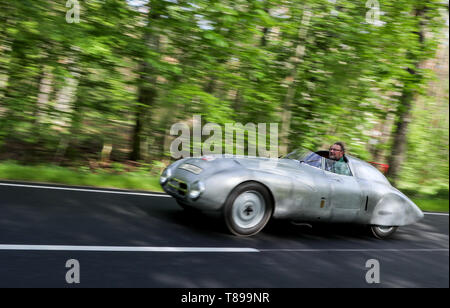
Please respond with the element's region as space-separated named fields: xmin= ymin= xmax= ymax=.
xmin=386 ymin=88 xmax=414 ymax=185
xmin=130 ymin=68 xmax=158 ymax=161
xmin=65 ymin=56 xmax=83 ymax=159
xmin=66 ymin=81 xmax=83 ymax=159
xmin=260 ymin=3 xmax=270 ymax=47
xmin=370 ymin=112 xmax=394 ymax=162
xmin=130 ymin=62 xmax=158 ymax=160
xmin=279 ymin=6 xmax=312 ymax=155
xmin=32 ymin=62 xmax=46 ymax=127
xmin=130 ymin=28 xmax=159 ymax=161
xmin=386 ymin=6 xmax=426 ymax=185
xmin=129 ymin=1 xmax=163 ymax=161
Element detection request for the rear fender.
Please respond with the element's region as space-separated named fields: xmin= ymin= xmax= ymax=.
xmin=370 ymin=193 xmax=424 ymax=226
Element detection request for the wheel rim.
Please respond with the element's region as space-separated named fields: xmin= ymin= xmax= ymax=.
xmin=231 ymin=190 xmax=266 ymax=229
xmin=375 ymin=226 xmax=394 ymax=234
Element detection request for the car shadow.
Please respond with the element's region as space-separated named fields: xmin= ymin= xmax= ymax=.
xmin=168 ymin=208 xmax=230 ymax=235
xmin=167 ymin=207 xmax=374 ymax=241
xmin=262 ymin=219 xmax=373 ymax=240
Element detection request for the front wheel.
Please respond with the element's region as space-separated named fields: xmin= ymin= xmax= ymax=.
xmin=370 ymin=225 xmax=398 ymax=239
xmin=223 ymin=182 xmax=273 ymax=237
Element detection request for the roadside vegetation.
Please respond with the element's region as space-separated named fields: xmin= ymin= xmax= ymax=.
xmin=411 ymin=197 xmax=449 ymax=213
xmin=0 ymin=161 xmax=163 ymax=192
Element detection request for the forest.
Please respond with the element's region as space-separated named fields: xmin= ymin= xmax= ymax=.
xmin=0 ymin=0 xmax=448 ymax=210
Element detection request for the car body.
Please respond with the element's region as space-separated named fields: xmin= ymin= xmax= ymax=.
xmin=160 ymin=148 xmax=424 ymax=238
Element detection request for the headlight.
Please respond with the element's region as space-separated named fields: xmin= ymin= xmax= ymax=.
xmin=188 ymin=181 xmax=205 ymax=200
xmin=160 ymin=168 xmax=172 ymax=185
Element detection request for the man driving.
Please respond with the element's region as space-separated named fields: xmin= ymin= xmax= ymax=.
xmin=327 ymin=142 xmax=351 ymax=176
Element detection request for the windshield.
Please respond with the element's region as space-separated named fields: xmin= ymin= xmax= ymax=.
xmin=284 ymin=148 xmax=353 ymax=174
xmin=283 ymin=148 xmax=322 ymax=169
xmin=283 ymin=148 xmax=312 ymax=161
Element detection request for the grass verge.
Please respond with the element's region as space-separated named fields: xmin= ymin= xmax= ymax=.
xmin=411 ymin=198 xmax=449 ymax=213
xmin=0 ymin=161 xmax=163 ymax=192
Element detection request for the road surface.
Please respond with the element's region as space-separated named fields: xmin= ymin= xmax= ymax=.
xmin=0 ymin=181 xmax=448 ymax=288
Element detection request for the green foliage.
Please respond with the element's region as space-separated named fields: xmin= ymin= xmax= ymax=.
xmin=0 ymin=0 xmax=447 ymax=196
xmin=399 ymin=95 xmax=449 ymax=194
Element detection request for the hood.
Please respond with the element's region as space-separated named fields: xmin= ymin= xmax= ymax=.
xmin=183 ymin=155 xmax=239 ymax=170
xmin=172 ymin=155 xmax=311 ymax=178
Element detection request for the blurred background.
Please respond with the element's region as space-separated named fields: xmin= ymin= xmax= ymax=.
xmin=0 ymin=0 xmax=448 ymax=211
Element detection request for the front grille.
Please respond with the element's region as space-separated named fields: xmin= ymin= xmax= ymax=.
xmin=167 ymin=178 xmax=188 ymax=196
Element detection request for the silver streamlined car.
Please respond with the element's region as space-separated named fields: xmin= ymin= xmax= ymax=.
xmin=160 ymin=148 xmax=424 ymax=238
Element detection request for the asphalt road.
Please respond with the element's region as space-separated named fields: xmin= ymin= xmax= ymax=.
xmin=0 ymin=181 xmax=448 ymax=288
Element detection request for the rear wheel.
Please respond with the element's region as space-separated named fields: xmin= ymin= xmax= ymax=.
xmin=224 ymin=182 xmax=273 ymax=236
xmin=370 ymin=225 xmax=398 ymax=239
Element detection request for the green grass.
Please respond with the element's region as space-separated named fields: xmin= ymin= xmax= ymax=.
xmin=411 ymin=198 xmax=449 ymax=213
xmin=0 ymin=161 xmax=448 ymax=212
xmin=0 ymin=161 xmax=163 ymax=192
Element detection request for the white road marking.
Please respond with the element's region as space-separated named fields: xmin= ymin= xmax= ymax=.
xmin=259 ymin=248 xmax=449 ymax=252
xmin=0 ymin=244 xmax=447 ymax=253
xmin=0 ymin=244 xmax=259 ymax=253
xmin=424 ymin=212 xmax=449 ymax=216
xmin=0 ymin=182 xmax=171 ymax=198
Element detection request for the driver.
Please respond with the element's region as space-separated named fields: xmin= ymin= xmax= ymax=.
xmin=328 ymin=142 xmax=351 ymax=176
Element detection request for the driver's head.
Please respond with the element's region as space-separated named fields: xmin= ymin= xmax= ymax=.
xmin=329 ymin=142 xmax=345 ymax=161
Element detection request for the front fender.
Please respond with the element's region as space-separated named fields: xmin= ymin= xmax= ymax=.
xmin=195 ymin=168 xmax=293 ymax=213
xmin=370 ymin=193 xmax=424 ymax=226
xmin=194 ymin=169 xmax=252 ymax=211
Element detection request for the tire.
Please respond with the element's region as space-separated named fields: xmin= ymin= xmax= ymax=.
xmin=370 ymin=225 xmax=398 ymax=239
xmin=223 ymin=182 xmax=273 ymax=236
